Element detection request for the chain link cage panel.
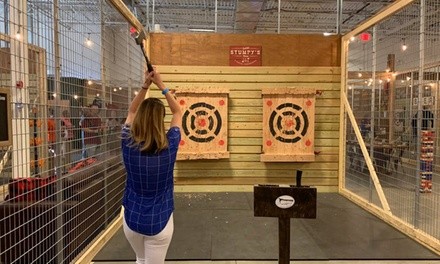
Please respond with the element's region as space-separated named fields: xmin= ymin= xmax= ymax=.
xmin=345 ymin=0 xmax=440 ymax=244
xmin=0 ymin=0 xmax=145 ymax=263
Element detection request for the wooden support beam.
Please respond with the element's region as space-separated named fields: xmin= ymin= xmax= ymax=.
xmin=106 ymin=0 xmax=144 ymax=33
xmin=341 ymin=92 xmax=392 ymax=214
xmin=343 ymin=0 xmax=415 ymax=42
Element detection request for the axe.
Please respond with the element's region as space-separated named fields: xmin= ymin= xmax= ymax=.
xmin=130 ymin=28 xmax=154 ymax=73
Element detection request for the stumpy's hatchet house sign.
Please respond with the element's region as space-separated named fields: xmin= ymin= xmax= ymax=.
xmin=229 ymin=46 xmax=262 ymax=66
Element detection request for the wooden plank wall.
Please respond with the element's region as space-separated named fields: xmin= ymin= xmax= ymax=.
xmin=150 ymin=33 xmax=340 ymax=67
xmin=149 ymin=33 xmax=341 ymax=190
xmin=150 ymin=66 xmax=341 ymax=190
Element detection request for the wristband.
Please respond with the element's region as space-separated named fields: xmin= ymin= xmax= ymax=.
xmin=162 ymin=88 xmax=170 ymax=95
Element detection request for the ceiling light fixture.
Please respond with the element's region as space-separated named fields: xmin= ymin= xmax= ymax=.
xmin=323 ymin=32 xmax=336 ymax=36
xmin=189 ymin=28 xmax=215 ymax=32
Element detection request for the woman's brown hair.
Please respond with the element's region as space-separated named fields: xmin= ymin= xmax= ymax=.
xmin=130 ymin=98 xmax=168 ymax=153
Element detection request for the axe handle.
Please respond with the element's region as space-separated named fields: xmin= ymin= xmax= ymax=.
xmin=140 ymin=44 xmax=154 ymax=72
xmin=134 ymin=30 xmax=154 ymax=72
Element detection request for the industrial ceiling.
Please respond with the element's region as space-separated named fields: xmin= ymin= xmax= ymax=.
xmin=124 ymin=0 xmax=395 ymax=34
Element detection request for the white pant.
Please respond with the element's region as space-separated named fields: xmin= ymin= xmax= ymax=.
xmin=123 ymin=214 xmax=174 ymax=264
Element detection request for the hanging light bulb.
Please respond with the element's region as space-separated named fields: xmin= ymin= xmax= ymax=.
xmin=87 ymin=80 xmax=93 ymax=85
xmin=15 ymin=31 xmax=21 ymax=40
xmin=85 ymin=33 xmax=93 ymax=47
xmin=358 ymin=72 xmax=363 ymax=78
xmin=350 ymin=36 xmax=356 ymax=42
xmin=401 ymin=38 xmax=407 ymax=51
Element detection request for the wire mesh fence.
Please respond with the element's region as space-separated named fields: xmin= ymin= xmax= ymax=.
xmin=344 ymin=0 xmax=440 ymax=247
xmin=0 ymin=0 xmax=144 ymax=263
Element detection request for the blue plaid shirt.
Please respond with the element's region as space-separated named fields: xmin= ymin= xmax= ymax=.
xmin=121 ymin=125 xmax=180 ymax=235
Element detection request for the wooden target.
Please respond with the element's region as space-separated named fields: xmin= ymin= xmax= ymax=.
xmin=176 ymin=87 xmax=229 ymax=160
xmin=261 ymin=88 xmax=316 ymax=162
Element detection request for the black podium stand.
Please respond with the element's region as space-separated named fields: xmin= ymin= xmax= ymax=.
xmin=254 ymin=171 xmax=317 ymax=264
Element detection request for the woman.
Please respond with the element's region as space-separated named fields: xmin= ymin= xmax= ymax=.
xmin=121 ymin=68 xmax=182 ymax=264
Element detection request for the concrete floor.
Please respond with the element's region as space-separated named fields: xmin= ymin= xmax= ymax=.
xmin=92 ymin=261 xmax=440 ymax=264
xmin=93 ymin=192 xmax=440 ymax=263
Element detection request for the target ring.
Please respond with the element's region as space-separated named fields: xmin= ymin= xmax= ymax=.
xmin=182 ymin=102 xmax=222 ymax=143
xmin=269 ymin=103 xmax=309 ymax=143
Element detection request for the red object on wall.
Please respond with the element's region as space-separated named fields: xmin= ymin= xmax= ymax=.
xmin=16 ymin=81 xmax=23 ymax=88
xmin=229 ymin=46 xmax=262 ymax=66
xmin=359 ymin=32 xmax=371 ymax=42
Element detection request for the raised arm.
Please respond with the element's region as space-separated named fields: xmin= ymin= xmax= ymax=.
xmin=124 ymin=71 xmax=153 ymax=125
xmin=150 ymin=69 xmax=182 ymax=129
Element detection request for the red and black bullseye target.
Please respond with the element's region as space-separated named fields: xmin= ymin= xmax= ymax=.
xmin=269 ymin=103 xmax=309 ymax=143
xmin=182 ymin=102 xmax=222 ymax=143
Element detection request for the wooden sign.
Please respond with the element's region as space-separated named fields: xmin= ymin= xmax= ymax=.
xmin=229 ymin=46 xmax=262 ymax=66
xmin=261 ymin=88 xmax=316 ymax=162
xmin=176 ymin=87 xmax=229 ymax=160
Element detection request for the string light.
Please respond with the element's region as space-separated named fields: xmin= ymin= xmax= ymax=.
xmin=88 ymin=80 xmax=93 ymax=85
xmin=358 ymin=72 xmax=363 ymax=78
xmin=401 ymin=38 xmax=407 ymax=51
xmin=350 ymin=36 xmax=356 ymax=42
xmin=86 ymin=33 xmax=93 ymax=47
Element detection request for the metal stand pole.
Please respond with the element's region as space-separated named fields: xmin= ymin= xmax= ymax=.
xmin=278 ymin=217 xmax=290 ymax=264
